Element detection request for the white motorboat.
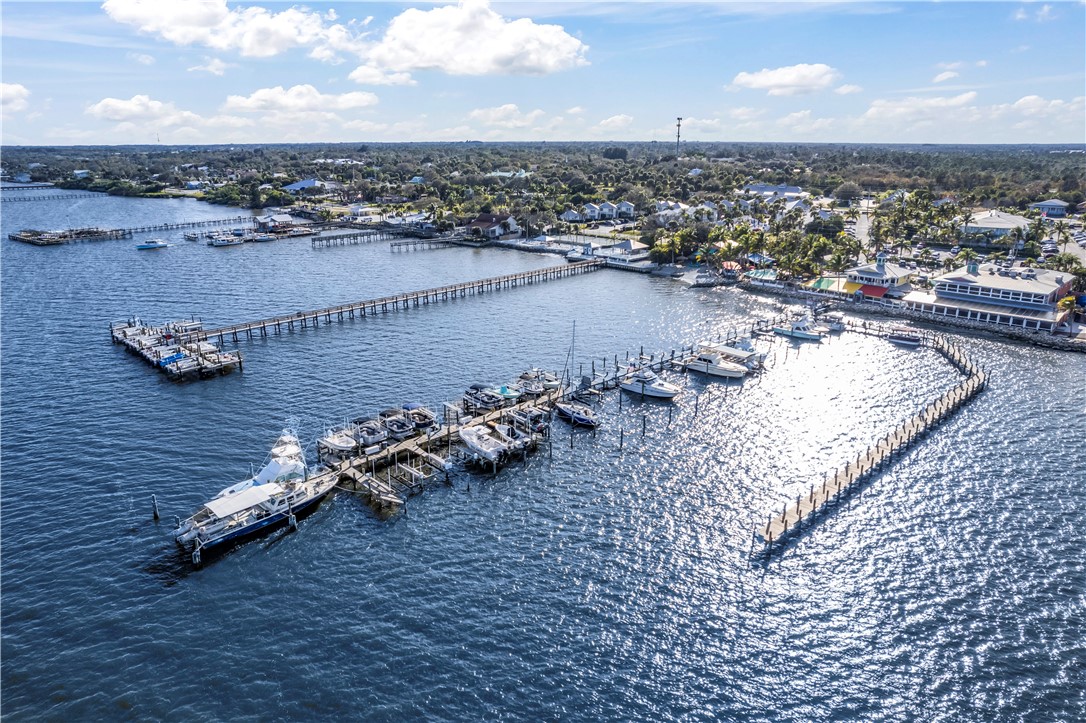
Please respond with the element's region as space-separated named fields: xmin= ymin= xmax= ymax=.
xmin=512 ymin=378 xmax=545 ymax=397
xmin=887 ymin=327 xmax=923 ymax=347
xmin=690 ymin=268 xmax=724 ymax=287
xmin=174 ymin=431 xmax=335 ymax=563
xmin=772 ymin=315 xmax=825 ymax=341
xmin=207 ymin=233 xmax=244 ymax=247
xmin=135 ymin=239 xmax=169 ymax=250
xmin=554 ymin=400 xmax=599 ymax=427
xmin=316 ymin=427 xmax=358 ymax=464
xmin=459 ymin=425 xmax=509 ymax=463
xmin=818 ymin=312 xmax=847 ymax=332
xmin=682 ymin=348 xmax=749 ymax=379
xmin=488 ymin=422 xmax=534 ymax=451
xmin=353 ymin=417 xmax=388 ymax=447
xmin=506 ymin=407 xmax=550 ymax=434
xmin=619 ymin=365 xmax=681 ymax=399
xmin=520 ymin=368 xmax=561 ymax=390
xmin=699 ymin=340 xmax=764 ymax=370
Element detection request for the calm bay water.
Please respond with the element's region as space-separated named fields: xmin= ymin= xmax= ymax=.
xmin=1 ymin=190 xmax=1084 ymax=721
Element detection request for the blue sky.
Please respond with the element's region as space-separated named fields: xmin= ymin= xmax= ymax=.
xmin=1 ymin=1 xmax=1083 ymax=145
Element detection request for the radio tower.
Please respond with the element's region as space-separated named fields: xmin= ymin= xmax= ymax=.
xmin=675 ymin=117 xmax=682 ymax=158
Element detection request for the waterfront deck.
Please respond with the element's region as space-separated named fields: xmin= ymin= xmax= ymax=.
xmin=755 ymin=332 xmax=988 ymax=548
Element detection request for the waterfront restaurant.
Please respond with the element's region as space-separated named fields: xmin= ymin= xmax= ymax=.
xmin=902 ymin=261 xmax=1074 ymax=332
xmin=843 ymin=253 xmax=914 ymax=300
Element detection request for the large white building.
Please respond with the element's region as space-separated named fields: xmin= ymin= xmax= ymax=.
xmin=962 ymin=210 xmax=1030 ymax=238
xmin=903 ymin=262 xmax=1075 ymax=332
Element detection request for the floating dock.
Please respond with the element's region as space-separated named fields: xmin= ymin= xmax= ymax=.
xmin=755 ymin=332 xmax=988 ymax=549
xmin=9 ymin=227 xmax=132 ymax=245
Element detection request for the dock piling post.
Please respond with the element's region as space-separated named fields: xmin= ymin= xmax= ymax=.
xmin=151 ymin=494 xmax=159 ymax=521
xmin=641 ymin=414 xmax=647 ymax=437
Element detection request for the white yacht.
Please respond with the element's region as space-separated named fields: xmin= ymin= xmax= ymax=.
xmin=619 ymin=365 xmax=681 ymax=399
xmin=682 ymin=348 xmax=749 ymax=379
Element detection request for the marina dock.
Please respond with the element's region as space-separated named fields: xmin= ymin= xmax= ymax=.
xmin=755 ymin=332 xmax=988 ymax=549
xmin=9 ymin=216 xmax=256 ymax=245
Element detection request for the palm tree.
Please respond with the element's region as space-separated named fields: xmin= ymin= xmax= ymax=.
xmin=955 ymin=248 xmax=980 ymax=266
xmin=1056 ymin=295 xmax=1078 ymax=335
xmin=1053 ymin=220 xmax=1070 ymax=253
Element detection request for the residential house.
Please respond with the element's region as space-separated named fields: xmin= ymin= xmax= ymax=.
xmin=466 ymin=213 xmax=520 ymax=239
xmin=1028 ymin=199 xmax=1070 ymax=218
xmin=582 ymin=203 xmax=601 ymax=221
xmin=903 ymin=261 xmax=1074 ymax=332
xmin=72 ymin=170 xmax=91 ymax=179
xmin=598 ymin=201 xmax=618 ymax=219
xmin=742 ymin=183 xmax=806 ymax=200
xmin=616 ymin=200 xmax=636 ymax=218
xmin=559 ymin=209 xmax=584 ymax=223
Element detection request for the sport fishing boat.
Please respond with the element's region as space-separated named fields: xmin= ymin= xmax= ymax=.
xmin=619 ymin=365 xmax=681 ymax=399
xmin=771 ymin=314 xmax=825 ymax=341
xmin=174 ymin=431 xmax=335 ymax=565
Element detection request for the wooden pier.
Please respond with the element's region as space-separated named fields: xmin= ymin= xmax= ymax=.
xmin=1 ymin=192 xmax=104 ymax=203
xmin=169 ymin=260 xmax=605 ymax=346
xmin=389 ymin=237 xmax=453 ymax=251
xmin=755 ymin=333 xmax=988 ymax=548
xmin=311 ymin=229 xmax=398 ymax=248
xmin=109 ymin=318 xmax=243 ymax=381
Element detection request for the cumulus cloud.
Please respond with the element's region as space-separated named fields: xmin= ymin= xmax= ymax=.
xmin=835 ymin=84 xmax=863 ymax=95
xmin=729 ymin=63 xmax=841 ymax=96
xmin=1 ymin=83 xmax=30 ymax=115
xmin=223 ymin=85 xmax=378 ymax=113
xmin=348 ymin=65 xmax=416 ymax=86
xmin=776 ymin=110 xmax=834 ymax=132
xmin=188 ymin=57 xmax=230 ymax=76
xmin=86 ymin=94 xmax=202 ymax=126
xmin=932 ymin=71 xmax=959 ymax=83
xmin=1014 ymin=3 xmax=1055 ymax=22
xmin=596 ymin=114 xmax=632 ymax=131
xmin=681 ymin=117 xmax=723 ymax=133
xmin=861 ymin=92 xmax=979 ymax=123
xmin=998 ymin=94 xmax=1085 ymax=118
xmin=102 ymin=0 xmax=367 ymax=61
xmin=360 ymin=0 xmax=587 ymax=77
xmin=467 ymin=103 xmax=545 ymax=128
xmin=565 ymin=106 xmax=584 ymax=115
xmin=729 ymin=106 xmax=765 ymax=120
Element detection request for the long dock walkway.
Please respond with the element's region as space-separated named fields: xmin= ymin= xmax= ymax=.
xmin=755 ymin=333 xmax=988 ymax=548
xmin=173 ymin=260 xmax=605 ymax=345
xmin=311 ymin=228 xmax=399 ymax=248
xmin=1 ymin=192 xmax=105 ymax=203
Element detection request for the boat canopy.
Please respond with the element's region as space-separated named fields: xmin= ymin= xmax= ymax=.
xmin=204 ymin=483 xmax=284 ymax=518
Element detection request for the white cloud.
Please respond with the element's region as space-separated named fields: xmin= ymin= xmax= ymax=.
xmin=681 ymin=117 xmax=723 ymax=133
xmin=861 ymin=92 xmax=979 ymax=123
xmin=1013 ymin=7 xmax=1029 ymax=20
xmin=1 ymin=83 xmax=30 ymax=115
xmin=566 ymin=106 xmax=584 ymax=115
xmin=223 ymin=85 xmax=378 ymax=113
xmin=776 ymin=110 xmax=834 ymax=133
xmin=102 ymin=0 xmax=368 ymax=61
xmin=596 ymin=114 xmax=633 ymax=131
xmin=362 ymin=0 xmax=587 ymax=76
xmin=728 ymin=106 xmax=765 ymax=120
xmin=188 ymin=57 xmax=230 ymax=76
xmin=125 ymin=51 xmax=155 ymax=65
xmin=998 ymin=94 xmax=1085 ymax=118
xmin=932 ymin=71 xmax=959 ymax=83
xmin=975 ymin=60 xmax=988 ymax=67
xmin=729 ymin=63 xmax=841 ymax=96
xmin=347 ymin=65 xmax=416 ymax=86
xmin=467 ymin=103 xmax=545 ymax=128
xmin=1014 ymin=3 xmax=1056 ymax=22
xmin=835 ymin=84 xmax=863 ymax=95
xmin=85 ymin=94 xmax=202 ymax=126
